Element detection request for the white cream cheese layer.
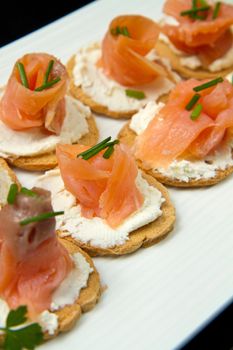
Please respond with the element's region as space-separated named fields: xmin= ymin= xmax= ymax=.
xmin=73 ymin=42 xmax=176 ymax=112
xmin=0 ymin=168 xmax=14 ymax=208
xmin=0 ymin=252 xmax=93 ymax=336
xmin=0 ymin=95 xmax=90 ymax=158
xmin=130 ymin=101 xmax=233 ymax=182
xmin=226 ymin=72 xmax=233 ymax=83
xmin=159 ymin=23 xmax=233 ymax=72
xmin=35 ymin=168 xmax=164 ymax=248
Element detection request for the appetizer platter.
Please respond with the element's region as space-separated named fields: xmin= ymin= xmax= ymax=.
xmin=0 ymin=0 xmax=233 ymax=349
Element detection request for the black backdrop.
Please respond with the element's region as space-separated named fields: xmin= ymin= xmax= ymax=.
xmin=0 ymin=1 xmax=233 ymax=349
xmin=0 ymin=0 xmax=93 ymax=47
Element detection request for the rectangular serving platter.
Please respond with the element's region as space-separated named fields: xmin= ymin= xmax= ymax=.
xmin=0 ymin=0 xmax=233 ymax=349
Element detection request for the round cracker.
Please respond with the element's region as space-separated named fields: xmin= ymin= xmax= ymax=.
xmin=0 ymin=238 xmax=101 ymax=344
xmin=67 ymin=55 xmax=171 ymax=119
xmin=0 ymin=157 xmax=20 ymax=187
xmin=47 ymin=238 xmax=101 ymax=339
xmin=62 ymin=172 xmax=175 ymax=256
xmin=7 ymin=115 xmax=99 ymax=171
xmin=67 ymin=55 xmax=137 ymax=119
xmin=155 ymin=41 xmax=233 ymax=80
xmin=118 ymin=122 xmax=233 ymax=187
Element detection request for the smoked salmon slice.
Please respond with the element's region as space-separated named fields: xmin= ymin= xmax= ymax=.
xmin=101 ymin=15 xmax=168 ymax=86
xmin=162 ymin=0 xmax=233 ymax=64
xmin=56 ymin=142 xmax=144 ymax=228
xmin=0 ymin=53 xmax=68 ymax=134
xmin=134 ymin=78 xmax=233 ymax=168
xmin=0 ymin=188 xmax=73 ymax=316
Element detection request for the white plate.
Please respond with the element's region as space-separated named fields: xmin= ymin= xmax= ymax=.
xmin=1 ymin=1 xmax=233 ymax=349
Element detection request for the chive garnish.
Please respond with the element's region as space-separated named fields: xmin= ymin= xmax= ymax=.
xmin=125 ymin=89 xmax=146 ymax=100
xmin=231 ymin=75 xmax=233 ymax=85
xmin=103 ymin=145 xmax=114 ymax=159
xmin=78 ymin=137 xmax=111 ymax=158
xmin=7 ymin=183 xmax=18 ymax=204
xmin=111 ymin=26 xmax=130 ymax=37
xmin=102 ymin=140 xmax=119 ymax=159
xmin=44 ymin=60 xmax=54 ymax=84
xmin=20 ymin=211 xmax=64 ymax=226
xmin=199 ymin=0 xmax=208 ymax=6
xmin=212 ymin=2 xmax=221 ymax=19
xmin=35 ymin=77 xmax=61 ymax=92
xmin=77 ymin=137 xmax=119 ymax=160
xmin=193 ymin=77 xmax=223 ymax=92
xmin=181 ymin=6 xmax=210 ymax=17
xmin=111 ymin=27 xmax=119 ymax=36
xmin=122 ymin=26 xmax=130 ymax=37
xmin=81 ymin=140 xmax=119 ymax=160
xmin=20 ymin=187 xmax=38 ymax=197
xmin=192 ymin=0 xmax=197 ymax=7
xmin=190 ymin=1 xmax=207 ymax=20
xmin=185 ymin=93 xmax=201 ymax=111
xmin=190 ymin=103 xmax=203 ymax=120
xmin=16 ymin=62 xmax=29 ymax=88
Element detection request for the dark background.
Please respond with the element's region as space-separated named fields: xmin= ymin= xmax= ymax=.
xmin=0 ymin=1 xmax=233 ymax=349
xmin=0 ymin=0 xmax=92 ymax=47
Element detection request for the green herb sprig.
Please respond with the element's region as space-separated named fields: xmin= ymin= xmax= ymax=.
xmin=7 ymin=185 xmax=39 ymax=205
xmin=181 ymin=0 xmax=222 ymax=21
xmin=77 ymin=137 xmax=119 ymax=160
xmin=190 ymin=103 xmax=203 ymax=120
xmin=212 ymin=1 xmax=221 ymax=19
xmin=43 ymin=60 xmax=54 ymax=84
xmin=20 ymin=187 xmax=38 ymax=197
xmin=125 ymin=89 xmax=146 ymax=100
xmin=181 ymin=5 xmax=210 ymax=17
xmin=193 ymin=77 xmax=223 ymax=92
xmin=16 ymin=59 xmax=60 ymax=91
xmin=7 ymin=184 xmax=18 ymax=204
xmin=111 ymin=26 xmax=130 ymax=37
xmin=16 ymin=62 xmax=29 ymax=89
xmin=199 ymin=0 xmax=208 ymax=5
xmin=34 ymin=77 xmax=61 ymax=92
xmin=185 ymin=77 xmax=224 ymax=120
xmin=185 ymin=93 xmax=201 ymax=111
xmin=0 ymin=305 xmax=43 ymax=350
xmin=20 ymin=211 xmax=64 ymax=226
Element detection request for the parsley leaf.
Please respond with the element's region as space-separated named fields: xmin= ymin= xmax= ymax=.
xmin=1 ymin=306 xmax=44 ymax=350
xmin=6 ymin=306 xmax=27 ymax=328
xmin=4 ymin=331 xmax=22 ymax=350
xmin=5 ymin=323 xmax=43 ymax=350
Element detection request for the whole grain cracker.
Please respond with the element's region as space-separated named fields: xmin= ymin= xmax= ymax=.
xmin=7 ymin=115 xmax=99 ymax=171
xmin=155 ymin=41 xmax=233 ymax=80
xmin=118 ymin=123 xmax=233 ymax=187
xmin=0 ymin=157 xmax=20 ymax=187
xmin=67 ymin=55 xmax=171 ymax=119
xmin=0 ymin=238 xmax=101 ymax=344
xmin=61 ymin=172 xmax=175 ymax=256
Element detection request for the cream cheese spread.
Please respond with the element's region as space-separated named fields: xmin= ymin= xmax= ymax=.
xmin=35 ymin=168 xmax=164 ymax=249
xmin=0 ymin=252 xmax=92 ymax=335
xmin=130 ymin=101 xmax=233 ymax=182
xmin=0 ymin=95 xmax=90 ymax=158
xmin=226 ymin=72 xmax=233 ymax=83
xmin=159 ymin=23 xmax=233 ymax=72
xmin=73 ymin=42 xmax=176 ymax=112
xmin=0 ymin=168 xmax=14 ymax=208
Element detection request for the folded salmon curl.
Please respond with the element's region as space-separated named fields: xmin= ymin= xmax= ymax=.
xmin=0 ymin=188 xmax=73 ymax=317
xmin=162 ymin=0 xmax=233 ymax=66
xmin=134 ymin=78 xmax=233 ymax=169
xmin=56 ymin=140 xmax=144 ymax=228
xmin=101 ymin=15 xmax=168 ymax=86
xmin=0 ymin=53 xmax=69 ymax=134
